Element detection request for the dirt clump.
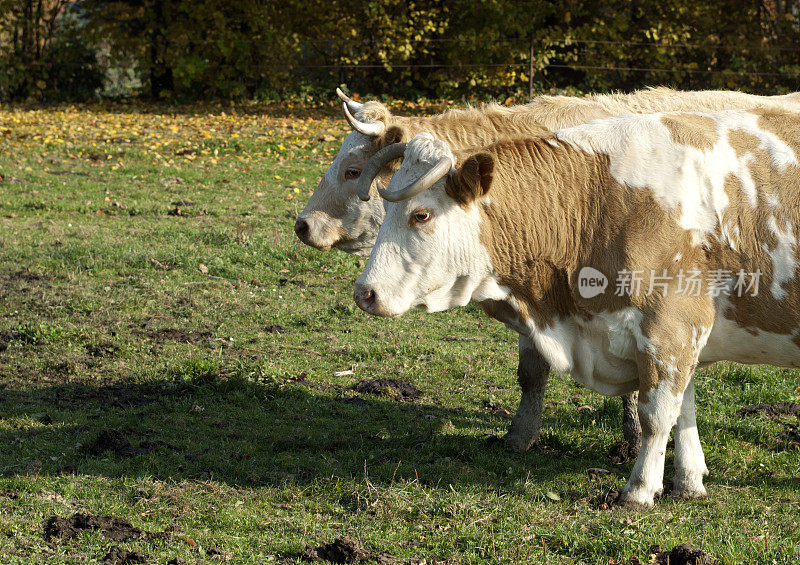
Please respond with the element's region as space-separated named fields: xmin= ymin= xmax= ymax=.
xmin=593 ymin=489 xmax=622 ymax=510
xmin=736 ymin=402 xmax=800 ymax=419
xmin=135 ymin=327 xmax=212 ymax=343
xmin=608 ymin=439 xmax=637 ymax=464
xmin=43 ymin=513 xmax=166 ymax=543
xmin=648 ymin=543 xmax=716 ymax=565
xmin=300 ymin=535 xmax=395 ymax=564
xmin=737 ymin=402 xmax=800 ymax=449
xmin=352 ymin=378 xmax=420 ymax=401
xmin=103 ymin=547 xmax=147 ymax=564
xmin=83 ymin=430 xmax=147 ymax=458
xmin=0 ymin=489 xmax=20 ymax=500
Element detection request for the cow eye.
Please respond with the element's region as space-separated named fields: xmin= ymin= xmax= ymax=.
xmin=412 ymin=210 xmax=432 ymax=224
xmin=344 ymin=167 xmax=361 ymax=180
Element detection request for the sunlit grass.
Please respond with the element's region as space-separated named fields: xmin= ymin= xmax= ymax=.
xmin=0 ymin=102 xmax=799 ymax=563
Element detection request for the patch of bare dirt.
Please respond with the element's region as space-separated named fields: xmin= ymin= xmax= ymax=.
xmin=593 ymin=489 xmax=622 ymax=510
xmin=645 ymin=543 xmax=716 ymax=565
xmin=608 ymin=439 xmax=637 ymax=464
xmin=85 ymin=341 xmax=119 ymax=357
xmin=7 ymin=270 xmax=51 ymax=283
xmin=43 ymin=512 xmax=168 ymax=543
xmin=82 ymin=430 xmax=148 ymax=458
xmin=300 ymin=535 xmax=395 ymax=564
xmin=103 ymin=547 xmax=147 ymax=564
xmin=0 ymin=489 xmax=20 ymax=500
xmin=352 ymin=378 xmax=420 ymax=401
xmin=134 ymin=327 xmax=212 ymax=343
xmin=737 ymin=402 xmax=800 ymax=450
xmin=735 ymin=402 xmax=800 ymax=419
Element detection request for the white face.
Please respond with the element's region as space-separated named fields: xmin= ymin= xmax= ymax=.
xmin=354 ymin=135 xmax=494 ymax=317
xmin=294 ymin=131 xmax=386 ymax=256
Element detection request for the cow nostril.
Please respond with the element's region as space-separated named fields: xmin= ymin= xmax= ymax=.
xmin=294 ymin=218 xmax=310 ymax=240
xmin=355 ymin=286 xmax=377 ymax=311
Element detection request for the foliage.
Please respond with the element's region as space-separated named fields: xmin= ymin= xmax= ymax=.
xmin=2 ymin=0 xmax=799 ymax=101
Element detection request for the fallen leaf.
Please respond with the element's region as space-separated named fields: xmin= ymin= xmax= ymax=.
xmin=199 ymin=264 xmax=209 ymax=274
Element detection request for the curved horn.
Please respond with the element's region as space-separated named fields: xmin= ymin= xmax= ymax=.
xmin=357 ymin=142 xmax=407 ymax=201
xmin=379 ymin=156 xmax=454 ymax=202
xmin=336 ymin=87 xmax=363 ymax=113
xmin=341 ymin=102 xmax=386 ymax=137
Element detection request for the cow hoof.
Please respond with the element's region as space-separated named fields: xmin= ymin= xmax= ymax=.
xmin=617 ymin=489 xmax=655 ymax=510
xmin=492 ymin=431 xmax=535 ymax=452
xmin=671 ymin=477 xmax=708 ymax=500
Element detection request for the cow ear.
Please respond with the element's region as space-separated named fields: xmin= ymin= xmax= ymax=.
xmin=445 ymin=153 xmax=494 ymax=205
xmin=376 ymin=125 xmax=405 ymax=149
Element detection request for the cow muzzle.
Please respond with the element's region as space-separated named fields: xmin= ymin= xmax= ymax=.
xmin=355 ymin=283 xmax=389 ymax=316
xmin=293 ymin=215 xmax=334 ymax=251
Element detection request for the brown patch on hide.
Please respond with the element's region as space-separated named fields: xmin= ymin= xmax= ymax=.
xmin=727 ymin=128 xmax=762 ymax=158
xmin=714 ymin=124 xmax=800 ymax=339
xmin=661 ymin=114 xmax=717 ymax=150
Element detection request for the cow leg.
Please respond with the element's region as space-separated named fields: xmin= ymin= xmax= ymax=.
xmin=619 ymin=378 xmax=686 ymax=509
xmin=621 ymin=391 xmax=642 ymax=456
xmin=619 ymin=324 xmax=706 ymax=508
xmin=502 ymin=335 xmax=549 ymax=452
xmin=671 ymin=376 xmax=708 ymax=499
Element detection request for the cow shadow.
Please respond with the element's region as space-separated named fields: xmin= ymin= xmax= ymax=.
xmin=0 ymin=378 xmax=620 ymax=492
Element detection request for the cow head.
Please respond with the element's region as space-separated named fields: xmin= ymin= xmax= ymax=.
xmin=294 ymin=89 xmax=405 ymax=256
xmin=354 ymin=133 xmax=497 ymax=317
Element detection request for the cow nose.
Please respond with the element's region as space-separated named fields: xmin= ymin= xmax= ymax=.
xmin=294 ymin=218 xmax=310 ymax=242
xmin=354 ymin=284 xmax=377 ymax=313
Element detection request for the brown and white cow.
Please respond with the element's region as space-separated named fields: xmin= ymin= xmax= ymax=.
xmin=296 ymin=88 xmax=800 ymax=457
xmin=353 ymin=108 xmax=800 ymax=507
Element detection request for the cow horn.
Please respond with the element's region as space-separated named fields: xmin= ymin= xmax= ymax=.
xmin=341 ymin=102 xmax=386 ymax=137
xmin=379 ymin=156 xmax=454 ymax=202
xmin=336 ymin=87 xmax=363 ymax=113
xmin=357 ymin=142 xmax=407 ymax=201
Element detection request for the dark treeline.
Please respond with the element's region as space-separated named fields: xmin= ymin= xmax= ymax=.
xmin=1 ymin=0 xmax=799 ymax=101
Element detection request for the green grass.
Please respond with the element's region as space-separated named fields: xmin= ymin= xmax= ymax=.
xmin=1 ymin=102 xmax=799 ymax=564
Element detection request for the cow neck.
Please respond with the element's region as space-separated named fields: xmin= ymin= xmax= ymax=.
xmin=477 ymin=136 xmax=608 ymax=327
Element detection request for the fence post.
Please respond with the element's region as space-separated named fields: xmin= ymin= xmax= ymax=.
xmin=529 ymin=36 xmax=534 ymax=102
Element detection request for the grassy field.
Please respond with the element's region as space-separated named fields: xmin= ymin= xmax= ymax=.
xmin=1 ymin=100 xmax=799 ymax=564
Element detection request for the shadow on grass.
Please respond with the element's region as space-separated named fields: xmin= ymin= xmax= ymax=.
xmin=0 ymin=378 xmax=614 ymax=491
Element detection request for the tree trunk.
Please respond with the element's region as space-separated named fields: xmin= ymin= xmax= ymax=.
xmin=149 ymin=0 xmax=174 ymax=97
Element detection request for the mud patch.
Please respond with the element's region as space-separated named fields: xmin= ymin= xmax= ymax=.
xmin=300 ymin=535 xmax=394 ymax=564
xmin=737 ymin=402 xmax=800 ymax=450
xmin=103 ymin=547 xmax=147 ymax=564
xmin=0 ymin=489 xmax=20 ymax=500
xmin=352 ymin=378 xmax=420 ymax=401
xmin=85 ymin=341 xmax=119 ymax=357
xmin=43 ymin=512 xmax=168 ymax=543
xmin=593 ymin=489 xmax=622 ymax=511
xmin=7 ymin=270 xmax=51 ymax=283
xmin=736 ymin=402 xmax=800 ymax=419
xmin=134 ymin=327 xmax=212 ymax=343
xmin=648 ymin=543 xmax=716 ymax=565
xmin=0 ymin=330 xmax=23 ymax=352
xmin=82 ymin=430 xmax=148 ymax=458
xmin=608 ymin=439 xmax=637 ymax=464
